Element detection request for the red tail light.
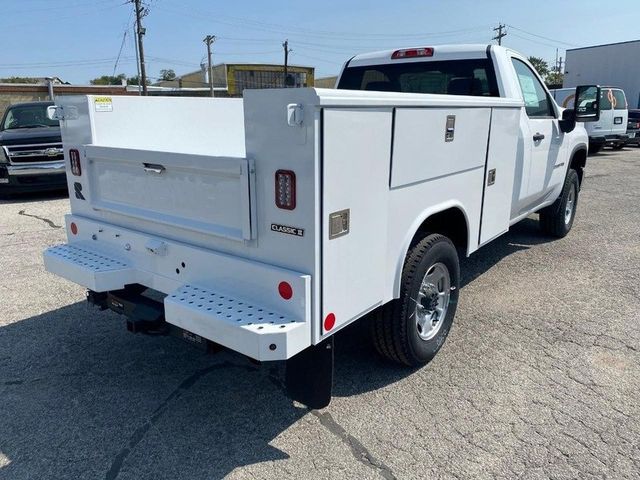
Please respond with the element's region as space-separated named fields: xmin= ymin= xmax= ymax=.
xmin=391 ymin=47 xmax=434 ymax=59
xmin=69 ymin=149 xmax=81 ymax=176
xmin=275 ymin=170 xmax=296 ymax=210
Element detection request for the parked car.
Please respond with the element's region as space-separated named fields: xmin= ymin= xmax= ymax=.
xmin=551 ymin=86 xmax=628 ymax=154
xmin=625 ymin=109 xmax=640 ymax=146
xmin=0 ymin=101 xmax=66 ymax=194
xmin=44 ymin=45 xmax=597 ymax=408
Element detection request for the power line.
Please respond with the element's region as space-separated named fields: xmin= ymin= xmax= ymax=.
xmin=509 ymin=32 xmax=562 ymax=50
xmin=506 ymin=25 xmax=578 ymax=47
xmin=113 ymin=30 xmax=128 ymax=76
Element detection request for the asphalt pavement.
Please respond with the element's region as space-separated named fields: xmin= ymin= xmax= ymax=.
xmin=0 ymin=148 xmax=638 ymax=479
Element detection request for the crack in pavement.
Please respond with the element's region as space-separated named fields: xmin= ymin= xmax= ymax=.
xmin=311 ymin=410 xmax=397 ymax=480
xmin=267 ymin=367 xmax=396 ymax=478
xmin=104 ymin=362 xmax=256 ymax=480
xmin=17 ymin=210 xmax=62 ymax=229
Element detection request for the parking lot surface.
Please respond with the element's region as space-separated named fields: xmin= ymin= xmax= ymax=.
xmin=0 ymin=148 xmax=638 ymax=480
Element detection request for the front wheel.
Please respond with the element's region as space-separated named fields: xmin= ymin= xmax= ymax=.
xmin=371 ymin=233 xmax=460 ymax=366
xmin=539 ymin=169 xmax=580 ymax=238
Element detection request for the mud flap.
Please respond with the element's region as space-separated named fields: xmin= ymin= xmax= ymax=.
xmin=285 ymin=337 xmax=334 ymax=409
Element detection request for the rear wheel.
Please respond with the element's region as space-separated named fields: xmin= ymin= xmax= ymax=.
xmin=371 ymin=233 xmax=459 ymax=366
xmin=539 ymin=169 xmax=579 ymax=238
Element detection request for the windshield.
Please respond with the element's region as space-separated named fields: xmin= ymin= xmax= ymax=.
xmin=337 ymin=59 xmax=499 ymax=97
xmin=1 ymin=104 xmax=59 ymax=130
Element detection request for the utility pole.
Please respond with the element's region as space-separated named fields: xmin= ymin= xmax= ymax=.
xmin=282 ymin=39 xmax=291 ymax=87
xmin=492 ymin=23 xmax=507 ymax=45
xmin=203 ymin=35 xmax=216 ymax=97
xmin=133 ymin=0 xmax=148 ymax=95
xmin=133 ymin=23 xmax=141 ymax=95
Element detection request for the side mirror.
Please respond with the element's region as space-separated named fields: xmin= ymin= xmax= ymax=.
xmin=46 ymin=105 xmax=62 ymax=121
xmin=559 ymin=108 xmax=576 ymax=133
xmin=46 ymin=105 xmax=78 ymax=121
xmin=574 ymin=85 xmax=600 ymax=122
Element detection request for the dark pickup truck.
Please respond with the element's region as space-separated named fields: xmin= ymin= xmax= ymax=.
xmin=0 ymin=101 xmax=67 ymax=194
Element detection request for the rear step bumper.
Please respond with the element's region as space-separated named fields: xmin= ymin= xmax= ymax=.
xmin=43 ymin=215 xmax=311 ymax=361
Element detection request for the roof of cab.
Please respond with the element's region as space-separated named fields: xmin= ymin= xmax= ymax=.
xmin=347 ymin=44 xmax=494 ymax=68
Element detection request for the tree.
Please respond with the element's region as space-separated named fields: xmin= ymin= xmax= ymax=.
xmin=90 ymin=74 xmax=126 ymax=85
xmin=546 ymin=71 xmax=564 ymax=87
xmin=159 ymin=69 xmax=176 ymax=81
xmin=0 ymin=76 xmax=40 ymax=84
xmin=527 ymin=57 xmax=549 ymax=78
xmin=126 ymin=75 xmax=150 ymax=86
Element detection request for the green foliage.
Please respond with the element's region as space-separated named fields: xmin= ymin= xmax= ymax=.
xmin=159 ymin=69 xmax=176 ymax=81
xmin=89 ymin=74 xmax=149 ymax=86
xmin=90 ymin=74 xmax=127 ymax=85
xmin=527 ymin=57 xmax=550 ymax=78
xmin=126 ymin=75 xmax=150 ymax=86
xmin=0 ymin=76 xmax=41 ymax=84
xmin=546 ymin=71 xmax=564 ymax=86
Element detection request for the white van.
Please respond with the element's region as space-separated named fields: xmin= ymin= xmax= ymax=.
xmin=551 ymin=86 xmax=628 ymax=153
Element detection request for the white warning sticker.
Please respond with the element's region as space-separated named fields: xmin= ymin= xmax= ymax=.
xmin=94 ymin=96 xmax=113 ymax=112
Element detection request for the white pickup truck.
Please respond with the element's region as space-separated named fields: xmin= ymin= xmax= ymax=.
xmin=44 ymin=45 xmax=600 ymax=408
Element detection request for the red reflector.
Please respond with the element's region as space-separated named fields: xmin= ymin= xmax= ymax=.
xmin=69 ymin=149 xmax=81 ymax=176
xmin=324 ymin=313 xmax=336 ymax=332
xmin=70 ymin=222 xmax=78 ymax=235
xmin=391 ymin=47 xmax=434 ymax=59
xmin=278 ymin=281 xmax=293 ymax=300
xmin=275 ymin=169 xmax=296 ymax=210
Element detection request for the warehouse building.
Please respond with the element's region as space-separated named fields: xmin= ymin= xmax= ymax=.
xmin=155 ymin=63 xmax=315 ymax=97
xmin=563 ymin=40 xmax=640 ymax=108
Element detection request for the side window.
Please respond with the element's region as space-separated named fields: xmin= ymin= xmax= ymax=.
xmin=511 ymin=58 xmax=555 ymax=118
xmin=612 ymin=89 xmax=627 ymax=110
xmin=600 ymin=89 xmax=612 ymax=110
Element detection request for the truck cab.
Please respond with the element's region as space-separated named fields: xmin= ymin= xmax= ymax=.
xmin=338 ymin=45 xmax=590 ymax=222
xmin=0 ymin=101 xmax=66 ymax=194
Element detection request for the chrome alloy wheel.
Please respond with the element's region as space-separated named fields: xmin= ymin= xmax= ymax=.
xmin=565 ymin=184 xmax=576 ymax=225
xmin=415 ymin=262 xmax=451 ymax=341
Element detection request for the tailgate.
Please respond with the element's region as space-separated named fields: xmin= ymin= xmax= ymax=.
xmin=84 ymin=145 xmax=254 ymax=242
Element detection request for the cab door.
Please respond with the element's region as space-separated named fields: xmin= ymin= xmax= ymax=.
xmin=510 ymin=57 xmax=564 ymax=202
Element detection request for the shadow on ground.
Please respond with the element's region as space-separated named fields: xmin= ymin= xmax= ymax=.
xmin=0 ymin=218 xmax=554 ymax=479
xmin=0 ymin=189 xmax=67 ymax=205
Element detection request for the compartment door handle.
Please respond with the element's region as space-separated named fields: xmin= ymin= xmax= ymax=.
xmin=143 ymin=163 xmax=166 ymax=174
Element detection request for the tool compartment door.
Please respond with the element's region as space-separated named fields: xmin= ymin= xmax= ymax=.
xmin=479 ymin=108 xmax=520 ymax=244
xmin=84 ymin=145 xmax=253 ymax=242
xmin=321 ymin=108 xmax=392 ymax=336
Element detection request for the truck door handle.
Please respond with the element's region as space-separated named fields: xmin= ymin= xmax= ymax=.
xmin=533 ymin=133 xmax=545 ymax=142
xmin=143 ymin=163 xmax=165 ymax=174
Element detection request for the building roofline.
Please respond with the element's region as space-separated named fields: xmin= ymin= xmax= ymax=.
xmin=567 ymin=39 xmax=640 ymax=52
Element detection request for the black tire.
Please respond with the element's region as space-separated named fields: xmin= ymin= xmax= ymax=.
xmin=612 ymin=144 xmax=625 ymax=150
xmin=539 ymin=169 xmax=579 ymax=238
xmin=588 ymin=143 xmax=602 ymax=155
xmin=371 ymin=233 xmax=460 ymax=366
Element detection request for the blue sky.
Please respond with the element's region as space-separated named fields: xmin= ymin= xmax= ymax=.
xmin=2 ymin=0 xmax=639 ymax=84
